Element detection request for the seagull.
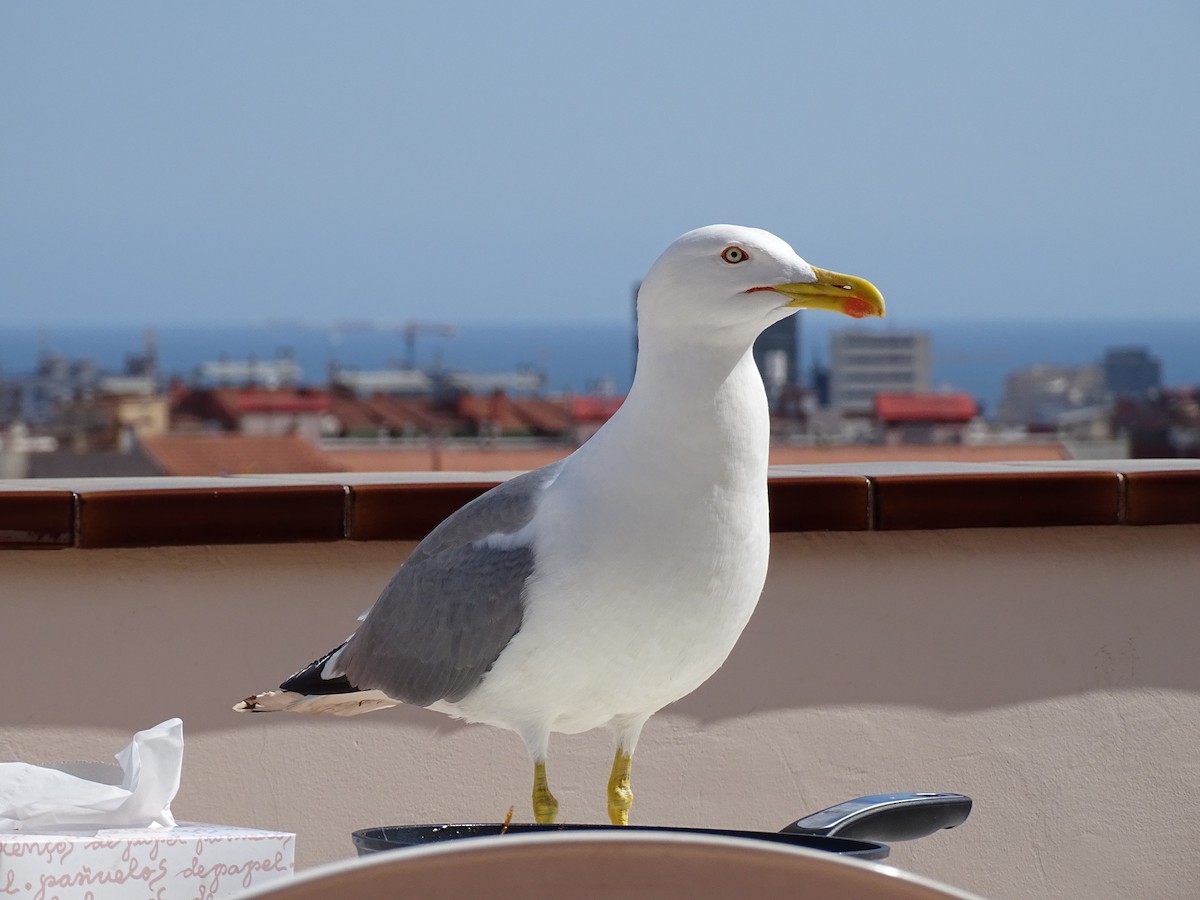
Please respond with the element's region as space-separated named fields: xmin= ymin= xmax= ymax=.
xmin=235 ymin=225 xmax=884 ymax=825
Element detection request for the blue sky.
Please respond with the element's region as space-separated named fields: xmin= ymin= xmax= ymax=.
xmin=2 ymin=1 xmax=1197 ymax=326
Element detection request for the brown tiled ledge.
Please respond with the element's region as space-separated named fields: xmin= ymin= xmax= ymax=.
xmin=1 ymin=461 xmax=1198 ymax=549
xmin=0 ymin=490 xmax=75 ymax=548
xmin=76 ymin=485 xmax=348 ymax=549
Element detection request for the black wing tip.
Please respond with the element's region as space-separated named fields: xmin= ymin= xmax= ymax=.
xmin=279 ymin=643 xmax=361 ymax=697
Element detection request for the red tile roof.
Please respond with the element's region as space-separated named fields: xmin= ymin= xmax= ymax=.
xmin=510 ymin=397 xmax=574 ymax=434
xmin=326 ymin=393 xmax=384 ymax=433
xmin=171 ymin=387 xmax=331 ymax=430
xmin=456 ymin=392 xmax=528 ymax=432
xmin=452 ymin=393 xmax=621 ymax=435
xmin=140 ymin=434 xmax=344 ymax=476
xmin=367 ymin=395 xmax=462 ymax=434
xmin=454 ymin=393 xmax=581 ymax=435
xmin=174 ymin=385 xmax=625 ymax=437
xmin=875 ymin=392 xmax=978 ymax=423
xmin=571 ymin=395 xmax=624 ymax=422
xmin=211 ymin=388 xmax=330 ymax=415
xmin=325 ymin=446 xmax=572 ymax=473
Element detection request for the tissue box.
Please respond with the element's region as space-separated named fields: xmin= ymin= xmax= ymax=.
xmin=0 ymin=823 xmax=294 ymax=899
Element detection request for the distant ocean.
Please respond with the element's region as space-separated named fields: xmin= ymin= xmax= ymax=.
xmin=2 ymin=317 xmax=1198 ymax=416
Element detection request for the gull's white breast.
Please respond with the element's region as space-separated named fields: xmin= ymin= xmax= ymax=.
xmin=438 ymin=350 xmax=772 ymax=735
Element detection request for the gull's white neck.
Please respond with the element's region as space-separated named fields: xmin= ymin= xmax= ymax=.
xmin=579 ymin=328 xmax=772 ymax=489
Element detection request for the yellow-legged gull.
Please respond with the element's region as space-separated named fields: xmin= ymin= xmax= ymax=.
xmin=235 ymin=224 xmax=884 ymax=824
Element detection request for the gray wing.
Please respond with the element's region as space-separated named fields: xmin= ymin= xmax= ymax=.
xmin=333 ymin=460 xmax=564 ymax=707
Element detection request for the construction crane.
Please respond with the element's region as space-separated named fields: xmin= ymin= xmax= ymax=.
xmin=401 ymin=321 xmax=456 ymax=370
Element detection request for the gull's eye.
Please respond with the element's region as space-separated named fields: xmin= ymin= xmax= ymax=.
xmin=720 ymin=245 xmax=750 ymax=264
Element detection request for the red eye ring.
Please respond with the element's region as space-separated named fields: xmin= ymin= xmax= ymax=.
xmin=720 ymin=245 xmax=750 ymax=264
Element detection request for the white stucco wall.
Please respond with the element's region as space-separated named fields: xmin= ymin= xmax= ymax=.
xmin=4 ymin=525 xmax=1199 ymax=899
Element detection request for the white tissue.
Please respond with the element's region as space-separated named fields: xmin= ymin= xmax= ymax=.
xmin=0 ymin=718 xmax=183 ymax=832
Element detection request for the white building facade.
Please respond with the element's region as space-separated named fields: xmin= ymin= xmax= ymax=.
xmin=829 ymin=330 xmax=932 ymax=414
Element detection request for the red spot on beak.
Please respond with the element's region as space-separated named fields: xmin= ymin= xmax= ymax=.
xmin=844 ymin=297 xmax=874 ymax=319
xmin=743 ymin=286 xmax=778 ymax=294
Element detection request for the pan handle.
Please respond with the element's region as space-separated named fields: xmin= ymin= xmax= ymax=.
xmin=779 ymin=792 xmax=972 ymax=842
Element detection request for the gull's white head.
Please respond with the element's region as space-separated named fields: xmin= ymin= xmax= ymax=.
xmin=636 ymin=224 xmax=884 ymax=346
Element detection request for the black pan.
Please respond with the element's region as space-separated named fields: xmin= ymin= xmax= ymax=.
xmin=352 ymin=791 xmax=972 ymax=862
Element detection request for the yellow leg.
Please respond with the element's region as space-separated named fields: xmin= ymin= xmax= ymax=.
xmin=532 ymin=761 xmax=559 ymax=824
xmin=607 ymin=749 xmax=634 ymax=825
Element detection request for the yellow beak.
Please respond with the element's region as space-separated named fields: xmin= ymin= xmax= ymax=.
xmin=771 ymin=267 xmax=885 ymax=319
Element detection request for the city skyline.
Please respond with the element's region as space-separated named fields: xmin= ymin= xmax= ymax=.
xmin=3 ymin=316 xmax=1196 ymax=418
xmin=2 ymin=2 xmax=1198 ymax=327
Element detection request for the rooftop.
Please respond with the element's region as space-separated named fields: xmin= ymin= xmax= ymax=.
xmin=875 ymin=392 xmax=978 ymax=423
xmin=140 ymin=434 xmax=343 ymax=477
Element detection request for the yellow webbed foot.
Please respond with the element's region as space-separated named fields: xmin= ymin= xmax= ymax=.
xmin=532 ymin=761 xmax=559 ymax=824
xmin=607 ymin=749 xmax=633 ymax=825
